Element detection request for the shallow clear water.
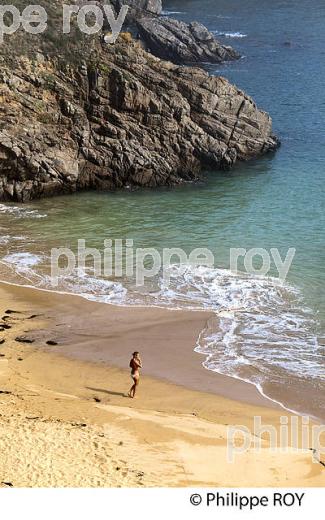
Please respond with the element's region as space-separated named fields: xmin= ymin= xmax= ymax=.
xmin=0 ymin=0 xmax=324 ymax=418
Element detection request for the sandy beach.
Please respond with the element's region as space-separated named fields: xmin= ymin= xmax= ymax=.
xmin=0 ymin=281 xmax=324 ymax=487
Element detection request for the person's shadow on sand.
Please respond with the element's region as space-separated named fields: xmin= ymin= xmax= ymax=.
xmin=86 ymin=386 xmax=126 ymax=398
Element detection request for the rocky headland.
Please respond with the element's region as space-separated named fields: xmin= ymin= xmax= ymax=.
xmin=0 ymin=1 xmax=279 ymax=201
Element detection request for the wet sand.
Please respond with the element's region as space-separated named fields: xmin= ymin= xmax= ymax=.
xmin=0 ymin=281 xmax=279 ymax=409
xmin=0 ymin=281 xmax=324 ymax=487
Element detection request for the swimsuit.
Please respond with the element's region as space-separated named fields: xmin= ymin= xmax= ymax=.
xmin=131 ymin=370 xmax=139 ymax=381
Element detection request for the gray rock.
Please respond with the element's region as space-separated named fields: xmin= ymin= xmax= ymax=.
xmin=0 ymin=39 xmax=278 ymax=202
xmin=112 ymin=0 xmax=162 ymax=24
xmin=0 ymin=2 xmax=278 ymax=202
xmin=136 ymin=17 xmax=240 ymax=64
xmin=116 ymin=0 xmax=162 ymax=15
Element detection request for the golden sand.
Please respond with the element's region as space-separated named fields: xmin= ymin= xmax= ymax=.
xmin=0 ymin=282 xmax=324 ymax=487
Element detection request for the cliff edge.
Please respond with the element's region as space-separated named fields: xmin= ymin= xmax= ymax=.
xmin=0 ymin=1 xmax=279 ymax=201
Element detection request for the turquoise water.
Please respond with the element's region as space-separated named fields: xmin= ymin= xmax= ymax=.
xmin=163 ymin=0 xmax=325 ymax=323
xmin=0 ymin=0 xmax=324 ymax=417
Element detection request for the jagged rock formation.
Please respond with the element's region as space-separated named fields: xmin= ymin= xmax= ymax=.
xmin=136 ymin=17 xmax=240 ymax=64
xmin=0 ymin=1 xmax=278 ymax=202
xmin=116 ymin=0 xmax=162 ymax=15
xmin=0 ymin=40 xmax=278 ymax=201
xmin=113 ymin=0 xmax=240 ymax=64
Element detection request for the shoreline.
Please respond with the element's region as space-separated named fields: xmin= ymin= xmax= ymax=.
xmin=0 ymin=278 xmax=322 ymax=421
xmin=0 ymin=280 xmax=281 ymax=411
xmin=0 ymin=280 xmax=324 ymax=486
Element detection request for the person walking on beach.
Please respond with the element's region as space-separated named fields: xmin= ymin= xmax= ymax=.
xmin=128 ymin=351 xmax=142 ymax=398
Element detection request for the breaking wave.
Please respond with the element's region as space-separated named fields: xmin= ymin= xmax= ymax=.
xmin=214 ymin=30 xmax=248 ymax=38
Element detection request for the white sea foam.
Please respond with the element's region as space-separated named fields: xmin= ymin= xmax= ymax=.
xmin=214 ymin=30 xmax=247 ymax=38
xmin=2 ymin=252 xmax=43 ymax=267
xmin=161 ymin=10 xmax=186 ymax=16
xmin=51 ymin=268 xmax=127 ymax=304
xmin=0 ymin=203 xmax=47 ymax=219
xmin=1 ymin=251 xmax=45 ymax=285
xmin=0 ymin=234 xmax=25 ymax=245
xmin=1 ymin=254 xmax=127 ymax=304
xmin=149 ymin=264 xmax=322 ymax=383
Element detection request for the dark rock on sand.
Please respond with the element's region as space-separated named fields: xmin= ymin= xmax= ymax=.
xmin=46 ymin=340 xmax=58 ymax=346
xmin=0 ymin=323 xmax=11 ymax=330
xmin=15 ymin=336 xmax=35 ymax=344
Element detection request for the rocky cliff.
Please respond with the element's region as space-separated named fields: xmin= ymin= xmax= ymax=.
xmin=115 ymin=0 xmax=240 ymax=64
xmin=0 ymin=1 xmax=279 ymax=201
xmin=136 ymin=17 xmax=240 ymax=64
